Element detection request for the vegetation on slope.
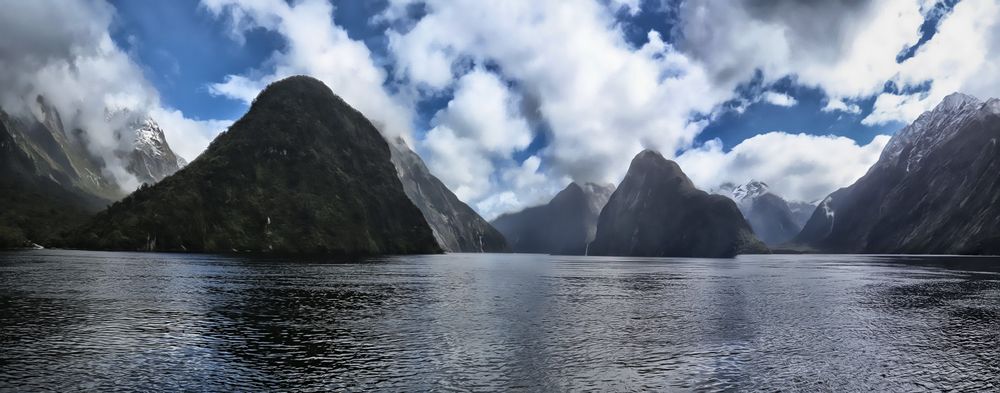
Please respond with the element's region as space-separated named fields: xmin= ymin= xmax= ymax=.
xmin=71 ymin=76 xmax=441 ymax=255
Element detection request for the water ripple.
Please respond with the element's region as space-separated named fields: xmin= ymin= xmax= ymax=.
xmin=0 ymin=251 xmax=998 ymax=391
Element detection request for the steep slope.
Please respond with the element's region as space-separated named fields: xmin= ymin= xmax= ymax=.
xmin=787 ymin=201 xmax=817 ymax=229
xmin=1 ymin=98 xmax=187 ymax=199
xmin=72 ymin=76 xmax=441 ymax=255
xmin=491 ymin=182 xmax=614 ymax=255
xmin=714 ymin=180 xmax=806 ymax=246
xmin=589 ymin=150 xmax=768 ymax=258
xmin=124 ymin=117 xmax=187 ymax=185
xmin=388 ymin=136 xmax=508 ymax=253
xmin=0 ymin=117 xmax=106 ymax=248
xmin=795 ymin=93 xmax=1000 ymax=254
xmin=1 ymin=98 xmax=122 ymax=200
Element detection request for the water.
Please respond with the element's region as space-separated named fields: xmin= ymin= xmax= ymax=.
xmin=1 ymin=250 xmax=998 ymax=392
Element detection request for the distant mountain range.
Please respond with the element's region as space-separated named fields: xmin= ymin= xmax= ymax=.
xmin=491 ymin=182 xmax=614 ymax=255
xmin=795 ymin=93 xmax=1000 ymax=254
xmin=2 ymin=75 xmax=998 ymax=257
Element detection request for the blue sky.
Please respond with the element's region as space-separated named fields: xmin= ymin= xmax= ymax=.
xmin=109 ymin=0 xmax=281 ymax=121
xmin=3 ymin=0 xmax=994 ymax=218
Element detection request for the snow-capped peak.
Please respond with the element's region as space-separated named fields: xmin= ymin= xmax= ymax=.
xmin=881 ymin=92 xmax=988 ymax=172
xmin=938 ymin=92 xmax=980 ymax=112
xmin=134 ymin=118 xmax=168 ymax=157
xmin=732 ymin=180 xmax=769 ymax=201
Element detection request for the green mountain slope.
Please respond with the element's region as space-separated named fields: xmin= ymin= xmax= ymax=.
xmin=72 ymin=76 xmax=441 ymax=255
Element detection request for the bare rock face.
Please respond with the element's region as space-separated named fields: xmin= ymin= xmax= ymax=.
xmin=795 ymin=93 xmax=1000 ymax=254
xmin=491 ymin=181 xmax=614 ymax=255
xmin=388 ymin=137 xmax=508 ymax=253
xmin=589 ymin=150 xmax=768 ymax=258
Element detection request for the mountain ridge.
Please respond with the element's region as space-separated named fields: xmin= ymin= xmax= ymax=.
xmin=795 ymin=92 xmax=1000 ymax=254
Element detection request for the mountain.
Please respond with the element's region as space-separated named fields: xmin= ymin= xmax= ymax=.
xmin=0 ymin=96 xmax=188 ymax=249
xmin=122 ymin=116 xmax=187 ymax=185
xmin=795 ymin=93 xmax=1000 ymax=254
xmin=71 ymin=75 xmax=441 ymax=255
xmin=589 ymin=150 xmax=768 ymax=258
xmin=491 ymin=182 xmax=614 ymax=255
xmin=0 ymin=97 xmax=186 ymax=198
xmin=0 ymin=97 xmax=123 ymax=200
xmin=0 ymin=112 xmax=106 ymax=248
xmin=388 ymin=136 xmax=508 ymax=253
xmin=713 ymin=180 xmax=810 ymax=246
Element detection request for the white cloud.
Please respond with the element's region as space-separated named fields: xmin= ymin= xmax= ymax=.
xmin=676 ymin=132 xmax=891 ymax=203
xmin=676 ymin=0 xmax=1000 ymax=126
xmin=474 ymin=156 xmax=567 ymax=220
xmin=202 ymin=0 xmax=416 ymax=141
xmin=149 ymin=108 xmax=231 ymax=162
xmin=865 ymin=0 xmax=1000 ymax=125
xmin=761 ymin=91 xmax=798 ymax=107
xmin=677 ymin=0 xmax=924 ymax=101
xmin=386 ymin=0 xmax=728 ymax=189
xmin=822 ymin=98 xmax=862 ymax=114
xmin=430 ymin=70 xmax=532 ymax=157
xmin=0 ymin=0 xmax=228 ymax=190
xmin=608 ymin=0 xmax=642 ymax=16
xmin=422 ymin=69 xmax=536 ymax=205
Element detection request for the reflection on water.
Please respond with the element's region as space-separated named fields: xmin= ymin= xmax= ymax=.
xmin=1 ymin=251 xmax=998 ymax=391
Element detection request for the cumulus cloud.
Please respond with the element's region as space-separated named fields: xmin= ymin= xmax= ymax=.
xmin=386 ymin=0 xmax=727 ymax=189
xmin=149 ymin=108 xmax=231 ymax=161
xmin=676 ymin=0 xmax=1000 ymax=126
xmin=676 ymin=0 xmax=924 ymax=101
xmin=419 ymin=69 xmax=568 ymax=218
xmin=865 ymin=0 xmax=1000 ymax=125
xmin=761 ymin=91 xmax=798 ymax=107
xmin=676 ymin=132 xmax=891 ymax=203
xmin=475 ymin=156 xmax=568 ymax=220
xmin=0 ymin=0 xmax=227 ymax=189
xmin=422 ymin=69 xmax=533 ymax=200
xmin=822 ymin=98 xmax=862 ymax=114
xmin=201 ymin=0 xmax=416 ymax=141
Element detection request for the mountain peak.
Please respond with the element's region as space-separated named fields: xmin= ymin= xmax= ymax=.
xmin=732 ymin=180 xmax=769 ymax=201
xmin=564 ymin=181 xmax=585 ymax=193
xmin=590 ymin=151 xmax=767 ymax=257
xmin=938 ymin=92 xmax=980 ymax=112
xmin=634 ymin=149 xmax=664 ymax=162
xmin=256 ymin=75 xmax=336 ymax=105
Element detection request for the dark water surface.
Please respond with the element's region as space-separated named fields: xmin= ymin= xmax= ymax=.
xmin=1 ymin=251 xmax=998 ymax=391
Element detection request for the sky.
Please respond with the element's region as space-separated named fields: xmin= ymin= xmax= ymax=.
xmin=1 ymin=0 xmax=998 ymax=219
